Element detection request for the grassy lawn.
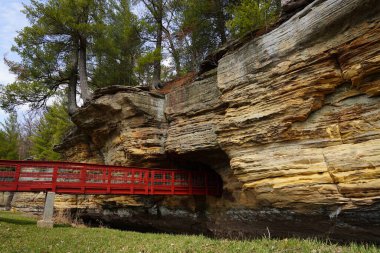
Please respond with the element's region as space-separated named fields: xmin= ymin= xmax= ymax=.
xmin=0 ymin=211 xmax=379 ymax=253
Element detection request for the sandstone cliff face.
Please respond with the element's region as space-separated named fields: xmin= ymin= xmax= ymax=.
xmin=5 ymin=0 xmax=380 ymax=242
xmin=70 ymin=87 xmax=167 ymax=168
xmin=217 ymin=0 xmax=380 ymax=212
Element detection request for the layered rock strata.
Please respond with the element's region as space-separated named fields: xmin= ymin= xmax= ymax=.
xmin=4 ymin=0 xmax=380 ymax=242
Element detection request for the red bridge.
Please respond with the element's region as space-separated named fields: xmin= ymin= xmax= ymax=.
xmin=0 ymin=160 xmax=222 ymax=196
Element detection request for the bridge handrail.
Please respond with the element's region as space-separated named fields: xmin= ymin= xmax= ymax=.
xmin=0 ymin=160 xmax=222 ymax=196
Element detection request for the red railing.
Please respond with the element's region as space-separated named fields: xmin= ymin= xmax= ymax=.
xmin=0 ymin=160 xmax=222 ymax=196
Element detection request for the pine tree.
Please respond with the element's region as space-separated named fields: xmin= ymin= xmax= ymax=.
xmin=19 ymin=113 xmax=39 ymax=160
xmin=92 ymin=0 xmax=142 ymax=87
xmin=0 ymin=113 xmax=20 ymax=160
xmin=227 ymin=0 xmax=281 ymax=37
xmin=1 ymin=0 xmax=106 ymax=115
xmin=30 ymin=102 xmax=73 ymax=161
xmin=133 ymin=0 xmax=165 ymax=88
xmin=175 ymin=0 xmax=231 ymax=72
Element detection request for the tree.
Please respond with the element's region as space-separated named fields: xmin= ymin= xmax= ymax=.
xmin=92 ymin=0 xmax=142 ymax=87
xmin=133 ymin=0 xmax=165 ymax=88
xmin=212 ymin=0 xmax=229 ymax=44
xmin=174 ymin=0 xmax=234 ymax=72
xmin=30 ymin=102 xmax=73 ymax=161
xmin=162 ymin=0 xmax=182 ymax=76
xmin=1 ymin=0 xmax=106 ymax=115
xmin=18 ymin=113 xmax=39 ymax=160
xmin=227 ymin=0 xmax=281 ymax=37
xmin=0 ymin=113 xmax=20 ymax=160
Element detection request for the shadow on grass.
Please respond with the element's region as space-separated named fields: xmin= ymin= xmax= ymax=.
xmin=54 ymin=223 xmax=72 ymax=228
xmin=0 ymin=217 xmax=36 ymax=226
xmin=0 ymin=217 xmax=73 ymax=228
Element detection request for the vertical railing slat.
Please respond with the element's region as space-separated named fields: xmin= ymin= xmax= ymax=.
xmin=171 ymin=171 xmax=175 ymax=194
xmin=107 ymin=168 xmax=112 ymax=194
xmin=150 ymin=171 xmax=154 ymax=195
xmin=188 ymin=171 xmax=192 ymax=195
xmin=144 ymin=170 xmax=149 ymax=194
xmin=80 ymin=166 xmax=86 ymax=194
xmin=52 ymin=166 xmax=58 ymax=192
xmin=131 ymin=169 xmax=135 ymax=194
xmin=14 ymin=164 xmax=21 ymax=191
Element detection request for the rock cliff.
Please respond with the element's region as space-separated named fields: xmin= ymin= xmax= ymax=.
xmin=3 ymin=0 xmax=380 ymax=242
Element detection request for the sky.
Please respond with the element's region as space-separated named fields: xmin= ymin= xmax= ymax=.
xmin=0 ymin=0 xmax=30 ymax=124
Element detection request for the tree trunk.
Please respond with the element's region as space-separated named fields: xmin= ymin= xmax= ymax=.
xmin=78 ymin=36 xmax=91 ymax=102
xmin=164 ymin=28 xmax=181 ymax=76
xmin=68 ymin=49 xmax=78 ymax=116
xmin=214 ymin=0 xmax=227 ymax=44
xmin=152 ymin=0 xmax=163 ymax=88
xmin=172 ymin=47 xmax=181 ymax=76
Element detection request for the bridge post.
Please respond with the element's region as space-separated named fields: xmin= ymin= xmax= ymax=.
xmin=37 ymin=192 xmax=55 ymax=228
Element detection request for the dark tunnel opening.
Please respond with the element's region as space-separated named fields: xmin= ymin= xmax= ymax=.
xmin=165 ymin=149 xmax=231 ymax=197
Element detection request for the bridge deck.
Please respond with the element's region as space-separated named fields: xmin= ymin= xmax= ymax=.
xmin=0 ymin=160 xmax=222 ymax=196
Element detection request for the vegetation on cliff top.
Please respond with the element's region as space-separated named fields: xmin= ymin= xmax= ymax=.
xmin=0 ymin=0 xmax=281 ymax=116
xmin=0 ymin=211 xmax=379 ymax=253
xmin=0 ymin=0 xmax=281 ymax=160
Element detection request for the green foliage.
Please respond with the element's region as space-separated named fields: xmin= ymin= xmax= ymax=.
xmin=173 ymin=0 xmax=234 ymax=72
xmin=134 ymin=48 xmax=162 ymax=85
xmin=30 ymin=102 xmax=73 ymax=161
xmin=0 ymin=113 xmax=20 ymax=160
xmin=1 ymin=0 xmax=284 ymax=113
xmin=1 ymin=0 xmax=116 ymax=112
xmin=1 ymin=211 xmax=380 ymax=253
xmin=227 ymin=0 xmax=281 ymax=37
xmin=0 ymin=82 xmax=53 ymax=112
xmin=0 ymin=8 xmax=70 ymax=112
xmin=91 ymin=0 xmax=142 ymax=88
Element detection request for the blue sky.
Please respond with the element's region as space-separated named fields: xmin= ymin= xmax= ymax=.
xmin=0 ymin=0 xmax=30 ymax=124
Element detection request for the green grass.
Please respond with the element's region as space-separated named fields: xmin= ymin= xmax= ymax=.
xmin=0 ymin=211 xmax=379 ymax=253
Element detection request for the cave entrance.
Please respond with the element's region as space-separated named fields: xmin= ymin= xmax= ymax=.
xmin=165 ymin=149 xmax=228 ymax=197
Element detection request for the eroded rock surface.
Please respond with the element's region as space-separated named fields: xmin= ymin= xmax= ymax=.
xmin=5 ymin=0 xmax=380 ymax=242
xmin=217 ymin=0 xmax=380 ymax=212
